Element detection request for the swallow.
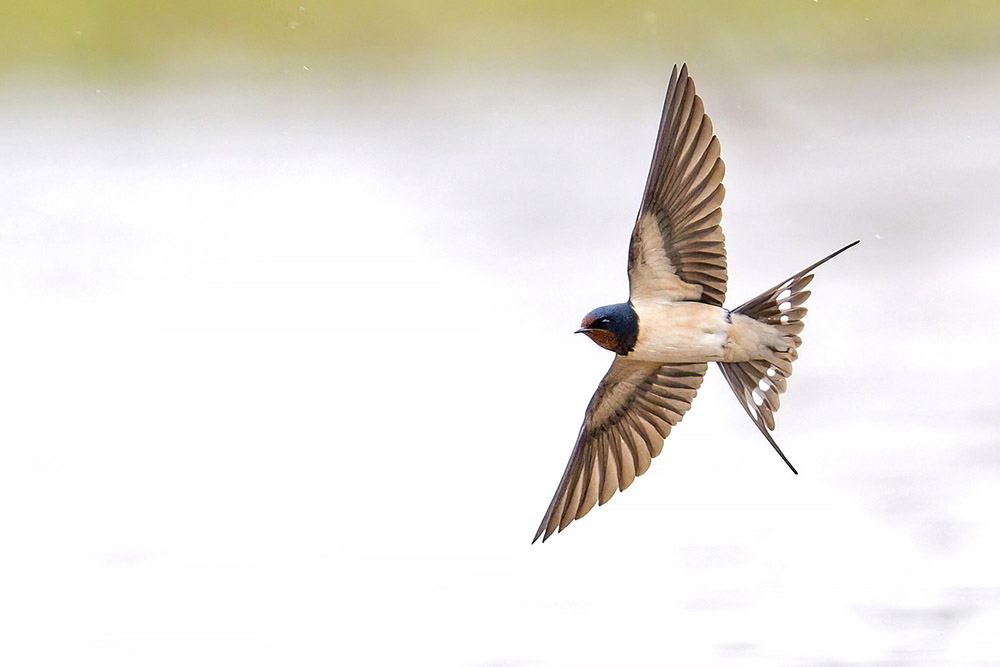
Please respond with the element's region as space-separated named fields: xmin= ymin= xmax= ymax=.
xmin=533 ymin=64 xmax=858 ymax=543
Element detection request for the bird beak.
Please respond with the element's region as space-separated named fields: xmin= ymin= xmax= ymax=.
xmin=575 ymin=328 xmax=591 ymax=334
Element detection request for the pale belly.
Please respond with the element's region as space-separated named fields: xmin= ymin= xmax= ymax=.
xmin=627 ymin=300 xmax=731 ymax=363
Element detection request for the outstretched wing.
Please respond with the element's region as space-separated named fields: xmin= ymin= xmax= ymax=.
xmin=533 ymin=359 xmax=707 ymax=543
xmin=628 ymin=64 xmax=728 ymax=307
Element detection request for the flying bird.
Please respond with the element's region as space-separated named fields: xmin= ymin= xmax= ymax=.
xmin=533 ymin=64 xmax=858 ymax=543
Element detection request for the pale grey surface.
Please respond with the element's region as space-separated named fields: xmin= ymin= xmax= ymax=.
xmin=1 ymin=62 xmax=999 ymax=665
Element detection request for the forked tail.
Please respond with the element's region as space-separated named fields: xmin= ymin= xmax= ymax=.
xmin=718 ymin=240 xmax=859 ymax=474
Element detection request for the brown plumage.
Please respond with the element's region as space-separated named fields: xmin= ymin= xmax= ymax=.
xmin=533 ymin=64 xmax=857 ymax=543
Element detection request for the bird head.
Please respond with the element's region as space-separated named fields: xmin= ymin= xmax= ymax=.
xmin=576 ymin=302 xmax=639 ymax=355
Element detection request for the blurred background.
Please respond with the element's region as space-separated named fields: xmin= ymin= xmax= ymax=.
xmin=2 ymin=2 xmax=999 ymax=665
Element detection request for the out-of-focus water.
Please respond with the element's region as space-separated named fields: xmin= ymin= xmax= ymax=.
xmin=1 ymin=62 xmax=998 ymax=665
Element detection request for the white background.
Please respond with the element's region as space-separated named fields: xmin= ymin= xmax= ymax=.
xmin=2 ymin=61 xmax=999 ymax=665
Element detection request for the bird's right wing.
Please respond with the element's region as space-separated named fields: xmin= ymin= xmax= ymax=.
xmin=533 ymin=358 xmax=707 ymax=543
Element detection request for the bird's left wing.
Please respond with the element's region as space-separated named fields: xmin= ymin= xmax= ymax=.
xmin=627 ymin=64 xmax=728 ymax=306
xmin=533 ymin=358 xmax=707 ymax=543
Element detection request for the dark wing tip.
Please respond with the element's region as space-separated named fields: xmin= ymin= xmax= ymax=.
xmin=532 ymin=513 xmax=553 ymax=544
xmin=531 ymin=523 xmax=553 ymax=544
